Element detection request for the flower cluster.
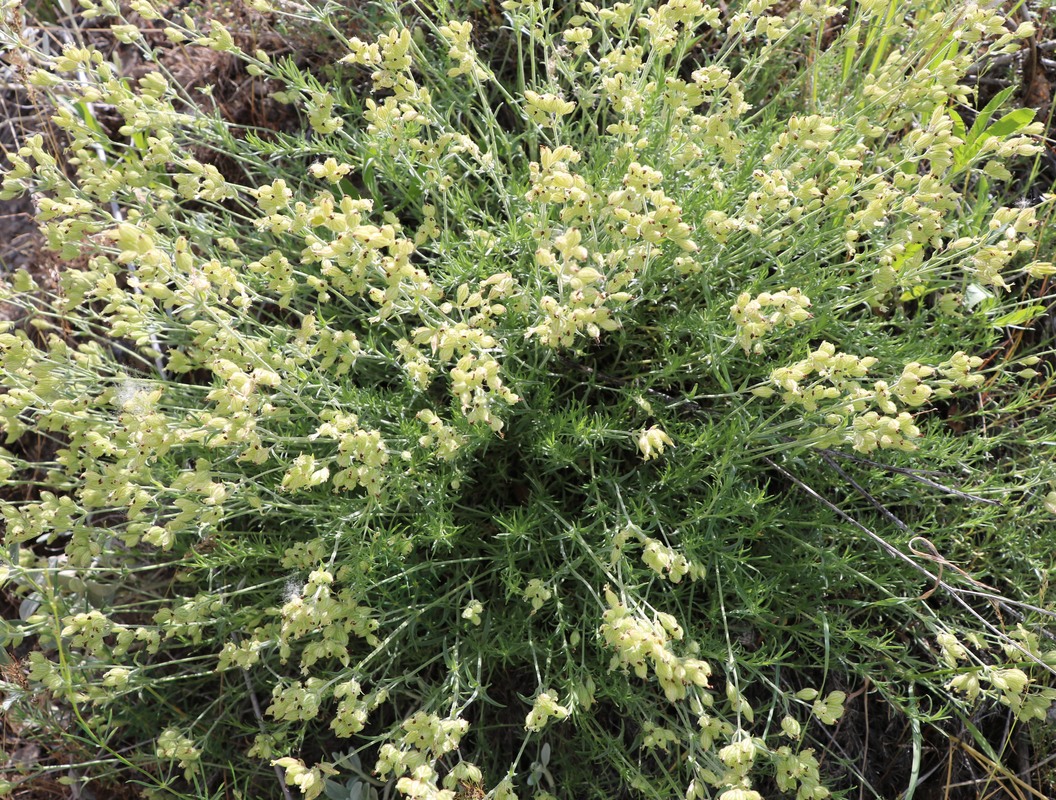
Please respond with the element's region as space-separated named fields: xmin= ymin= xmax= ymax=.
xmin=599 ymin=587 xmax=711 ymax=702
xmin=730 ymin=288 xmax=812 ymax=354
xmin=641 ymin=537 xmax=696 ymax=582
xmin=760 ymin=342 xmax=988 ymax=452
xmin=637 ymin=425 xmax=675 ymax=461
xmin=156 ymin=729 xmax=202 ymax=781
xmin=939 ymin=628 xmax=1056 ymax=722
xmin=438 ymin=20 xmax=491 ymax=80
xmin=272 ymin=757 xmax=338 ymax=800
xmin=375 ymin=713 xmax=474 ymax=800
xmin=525 ymin=689 xmax=571 ymax=731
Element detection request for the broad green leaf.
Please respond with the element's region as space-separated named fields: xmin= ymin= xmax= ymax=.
xmin=954 ymin=91 xmax=1031 ymax=170
xmin=900 ymin=283 xmax=935 ymax=302
xmin=948 ymin=108 xmax=966 ymax=144
xmin=992 ymin=305 xmax=1047 ymax=327
xmin=967 ymin=86 xmax=1016 ymax=145
xmin=983 ymin=107 xmax=1036 ymax=140
xmin=925 ymin=37 xmax=958 ymax=70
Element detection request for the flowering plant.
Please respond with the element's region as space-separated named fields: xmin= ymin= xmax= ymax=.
xmin=1 ymin=0 xmax=1055 ymax=798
